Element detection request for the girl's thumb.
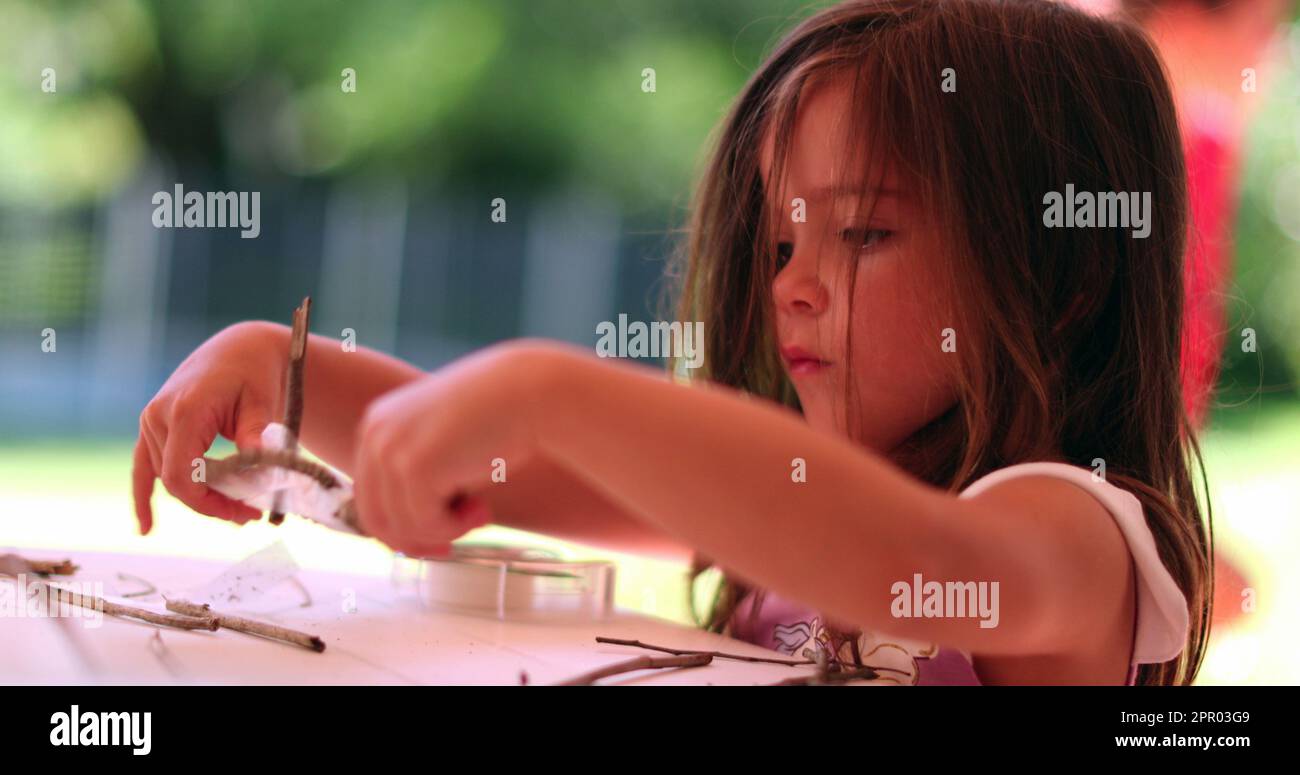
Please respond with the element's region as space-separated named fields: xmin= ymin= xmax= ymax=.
xmin=234 ymin=408 xmax=274 ymax=451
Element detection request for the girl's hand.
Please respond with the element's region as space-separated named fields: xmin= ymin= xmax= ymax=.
xmin=133 ymin=321 xmax=286 ymax=534
xmin=352 ymin=341 xmax=561 ymax=556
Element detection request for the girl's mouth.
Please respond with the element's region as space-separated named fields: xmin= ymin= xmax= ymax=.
xmin=780 ymin=346 xmax=832 ymax=376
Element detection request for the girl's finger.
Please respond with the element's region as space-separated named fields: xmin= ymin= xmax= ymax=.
xmin=139 ymin=411 xmax=165 ymax=478
xmin=188 ymin=487 xmax=262 ymax=523
xmin=132 ymin=436 xmax=156 ymax=535
xmin=372 ymin=434 xmax=419 ymax=544
xmin=450 ymin=493 xmax=493 ymax=529
xmin=159 ymin=408 xmax=216 ymax=509
xmin=352 ymin=446 xmax=391 ymax=539
xmin=162 ymin=407 xmax=260 ymax=522
xmin=397 ymin=466 xmax=441 ymax=544
xmin=409 ymin=493 xmax=488 ymax=548
xmin=378 ymin=465 xmax=417 ymax=548
xmin=232 ymin=401 xmax=274 ymax=451
xmin=394 ymin=540 xmax=453 ymax=560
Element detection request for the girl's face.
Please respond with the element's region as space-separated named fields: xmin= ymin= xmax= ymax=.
xmin=760 ymin=76 xmax=960 ymax=452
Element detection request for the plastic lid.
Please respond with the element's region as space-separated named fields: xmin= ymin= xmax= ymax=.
xmin=392 ymin=544 xmax=616 ymax=622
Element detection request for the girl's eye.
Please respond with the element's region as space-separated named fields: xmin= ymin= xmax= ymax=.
xmin=776 ymin=241 xmax=794 ymax=268
xmin=841 ymin=227 xmax=893 ymax=252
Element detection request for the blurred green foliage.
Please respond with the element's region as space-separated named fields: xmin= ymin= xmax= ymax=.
xmin=0 ymin=0 xmax=813 ymax=206
xmin=1219 ymin=44 xmax=1300 ymax=409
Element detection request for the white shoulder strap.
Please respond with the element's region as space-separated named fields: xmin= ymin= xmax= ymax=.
xmin=959 ymin=462 xmax=1189 ymax=664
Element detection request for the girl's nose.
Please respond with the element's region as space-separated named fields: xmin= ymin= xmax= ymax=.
xmin=772 ymin=250 xmax=830 ymax=316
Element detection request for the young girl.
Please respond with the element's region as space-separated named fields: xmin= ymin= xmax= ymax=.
xmin=133 ymin=0 xmax=1211 ymax=685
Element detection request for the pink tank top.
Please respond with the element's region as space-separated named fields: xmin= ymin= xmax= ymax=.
xmin=727 ymin=462 xmax=1190 ymax=685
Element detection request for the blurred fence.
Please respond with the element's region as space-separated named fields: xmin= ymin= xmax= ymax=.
xmin=0 ymin=159 xmax=678 ymax=436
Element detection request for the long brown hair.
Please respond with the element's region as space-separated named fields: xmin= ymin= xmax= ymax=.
xmin=671 ymin=0 xmax=1212 ymax=685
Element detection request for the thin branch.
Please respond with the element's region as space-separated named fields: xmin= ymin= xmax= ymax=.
xmin=269 ymin=296 xmax=312 ymax=526
xmin=165 ymin=599 xmax=325 ymax=652
xmin=596 ymin=636 xmax=908 ymax=684
xmin=208 ymin=448 xmax=343 ymax=490
xmin=205 ymin=448 xmax=365 ymax=535
xmin=47 ymin=585 xmax=218 ymax=630
xmin=552 ymin=653 xmax=712 ymax=686
xmin=596 ymin=636 xmax=815 ymax=666
xmin=0 ymin=555 xmax=101 ymax=675
xmin=767 ymin=666 xmax=881 ymax=686
xmin=0 ymin=553 xmax=77 ymax=576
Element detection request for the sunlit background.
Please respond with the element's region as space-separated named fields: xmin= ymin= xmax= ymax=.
xmin=1 ymin=0 xmax=1297 ymax=684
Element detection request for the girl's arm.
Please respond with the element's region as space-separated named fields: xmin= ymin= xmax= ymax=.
xmin=240 ymin=321 xmax=424 ymax=474
xmin=521 ymin=345 xmax=1133 ymax=658
xmin=478 ymin=455 xmax=697 ymax=562
xmin=253 ymin=323 xmax=694 ymax=559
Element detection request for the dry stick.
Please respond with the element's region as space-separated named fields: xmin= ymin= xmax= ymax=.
xmin=206 ymin=448 xmax=365 ymax=535
xmin=0 ymin=555 xmax=101 ymax=675
xmin=28 ymin=558 xmax=77 ymax=576
xmin=768 ymin=666 xmax=880 ymax=686
xmin=597 ymin=636 xmax=909 ymax=681
xmin=552 ymin=653 xmax=712 ymax=686
xmin=165 ymin=599 xmax=325 ymax=653
xmin=209 ymin=448 xmax=344 ymax=490
xmin=47 ymin=586 xmax=218 ymax=631
xmin=596 ymin=636 xmax=815 ymax=667
xmin=269 ymin=296 xmax=312 ymax=526
xmin=767 ymin=644 xmax=893 ymax=685
xmin=0 ymin=553 xmax=78 ymax=576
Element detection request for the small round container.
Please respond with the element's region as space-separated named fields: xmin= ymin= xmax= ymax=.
xmin=404 ymin=544 xmax=616 ymax=622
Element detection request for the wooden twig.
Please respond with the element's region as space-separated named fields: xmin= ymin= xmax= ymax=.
xmin=269 ymin=296 xmax=312 ymax=526
xmin=596 ymin=635 xmax=907 ymax=685
xmin=0 ymin=553 xmax=77 ymax=576
xmin=209 ymin=448 xmax=343 ymax=490
xmin=47 ymin=586 xmax=218 ymax=631
xmin=552 ymin=653 xmax=712 ymax=686
xmin=164 ymin=599 xmax=325 ymax=652
xmin=206 ymin=447 xmax=365 ymax=535
xmin=0 ymin=555 xmax=101 ymax=675
xmin=595 ymin=636 xmax=815 ymax=667
xmin=767 ymin=666 xmax=880 ymax=686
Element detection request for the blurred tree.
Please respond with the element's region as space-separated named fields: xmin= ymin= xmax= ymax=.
xmin=1 ymin=0 xmax=814 ymax=205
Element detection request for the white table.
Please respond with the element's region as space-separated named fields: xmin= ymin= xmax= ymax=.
xmin=2 ymin=549 xmax=815 ymax=685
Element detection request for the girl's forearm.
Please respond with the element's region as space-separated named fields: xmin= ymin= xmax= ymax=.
xmin=247 ymin=326 xmax=695 ymax=561
xmin=248 ymin=321 xmax=423 ymax=474
xmin=479 ymin=455 xmax=698 ymax=562
xmin=531 ymin=347 xmax=1043 ymax=648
